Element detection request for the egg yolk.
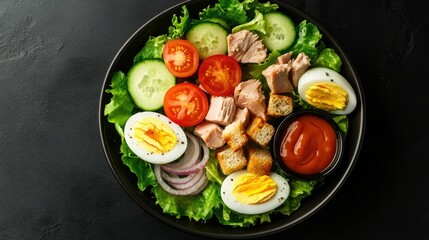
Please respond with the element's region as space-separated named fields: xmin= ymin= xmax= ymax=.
xmin=133 ymin=117 xmax=177 ymax=154
xmin=232 ymin=173 xmax=277 ymax=205
xmin=305 ymin=82 xmax=348 ymax=111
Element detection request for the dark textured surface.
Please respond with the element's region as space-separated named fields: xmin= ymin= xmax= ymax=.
xmin=1 ymin=0 xmax=428 ymax=239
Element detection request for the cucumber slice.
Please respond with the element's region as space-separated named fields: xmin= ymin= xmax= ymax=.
xmin=206 ymin=18 xmax=231 ymax=31
xmin=185 ymin=22 xmax=228 ymax=59
xmin=127 ymin=59 xmax=175 ymax=111
xmin=262 ymin=12 xmax=296 ymax=52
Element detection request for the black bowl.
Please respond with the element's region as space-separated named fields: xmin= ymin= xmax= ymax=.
xmin=271 ymin=110 xmax=344 ymax=181
xmin=98 ymin=0 xmax=366 ymax=238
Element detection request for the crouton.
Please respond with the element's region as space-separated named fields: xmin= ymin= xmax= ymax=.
xmin=247 ymin=148 xmax=273 ymax=176
xmin=222 ymin=121 xmax=248 ymax=151
xmin=267 ymin=94 xmax=293 ymax=117
xmin=216 ymin=147 xmax=247 ymax=175
xmin=246 ymin=117 xmax=275 ymax=147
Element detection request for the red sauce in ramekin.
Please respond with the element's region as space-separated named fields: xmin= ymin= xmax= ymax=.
xmin=280 ymin=114 xmax=337 ymax=175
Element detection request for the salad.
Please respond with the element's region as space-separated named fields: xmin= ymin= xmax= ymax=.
xmin=104 ymin=0 xmax=355 ymax=227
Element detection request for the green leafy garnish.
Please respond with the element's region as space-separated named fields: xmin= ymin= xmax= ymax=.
xmin=333 ymin=115 xmax=349 ymax=135
xmin=313 ymin=48 xmax=343 ymax=72
xmin=200 ymin=0 xmax=248 ymax=27
xmin=232 ymin=10 xmax=266 ymax=34
xmin=168 ymin=6 xmax=191 ymax=39
xmin=291 ymin=20 xmax=323 ymax=61
xmin=134 ymin=35 xmax=168 ymax=63
xmin=104 ymin=71 xmax=134 ymax=127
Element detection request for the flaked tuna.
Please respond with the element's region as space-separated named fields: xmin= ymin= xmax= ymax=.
xmin=234 ymin=79 xmax=267 ymax=121
xmin=194 ymin=121 xmax=224 ymax=149
xmin=262 ymin=52 xmax=311 ymax=93
xmin=227 ymin=30 xmax=267 ymax=63
xmin=262 ymin=63 xmax=294 ymax=94
xmin=234 ymin=107 xmax=251 ymax=127
xmin=205 ymin=96 xmax=237 ymax=126
xmin=290 ymin=52 xmax=311 ymax=88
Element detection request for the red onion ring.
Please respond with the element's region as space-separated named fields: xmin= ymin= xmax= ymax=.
xmin=154 ymin=165 xmax=208 ymax=196
xmin=167 ymin=169 xmax=205 ymax=190
xmin=161 ymin=168 xmax=203 ymax=186
xmin=161 ymin=139 xmax=209 ymax=175
xmin=161 ymin=131 xmax=200 ymax=174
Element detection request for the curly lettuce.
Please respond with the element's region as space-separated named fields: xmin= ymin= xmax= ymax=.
xmin=313 ymin=47 xmax=342 ymax=72
xmin=168 ymin=6 xmax=191 ymax=39
xmin=200 ymin=0 xmax=248 ymax=26
xmin=200 ymin=0 xmax=277 ymax=28
xmin=232 ymin=10 xmax=266 ymax=34
xmin=291 ymin=20 xmax=323 ymax=61
xmin=104 ymin=71 xmax=134 ymax=127
xmin=134 ymin=35 xmax=168 ymax=63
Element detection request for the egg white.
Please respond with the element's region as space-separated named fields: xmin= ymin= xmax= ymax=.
xmin=124 ymin=111 xmax=187 ymax=164
xmin=298 ymin=67 xmax=357 ymax=115
xmin=221 ymin=170 xmax=290 ymax=215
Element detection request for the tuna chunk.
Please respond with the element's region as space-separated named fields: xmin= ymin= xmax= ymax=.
xmin=262 ymin=63 xmax=294 ymax=94
xmin=234 ymin=79 xmax=267 ymax=121
xmin=262 ymin=52 xmax=311 ymax=93
xmin=194 ymin=121 xmax=224 ymax=149
xmin=205 ymin=96 xmax=237 ymax=126
xmin=234 ymin=107 xmax=251 ymax=127
xmin=227 ymin=30 xmax=267 ymax=63
xmin=290 ymin=52 xmax=311 ymax=87
xmin=277 ymin=51 xmax=293 ymax=65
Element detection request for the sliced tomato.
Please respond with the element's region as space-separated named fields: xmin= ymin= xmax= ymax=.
xmin=163 ymin=82 xmax=209 ymax=127
xmin=198 ymin=54 xmax=242 ymax=96
xmin=162 ymin=39 xmax=199 ymax=78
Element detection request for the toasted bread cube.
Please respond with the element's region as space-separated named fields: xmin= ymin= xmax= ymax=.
xmin=216 ymin=147 xmax=247 ymax=175
xmin=247 ymin=148 xmax=273 ymax=176
xmin=246 ymin=117 xmax=275 ymax=147
xmin=222 ymin=121 xmax=248 ymax=151
xmin=267 ymin=94 xmax=293 ymax=117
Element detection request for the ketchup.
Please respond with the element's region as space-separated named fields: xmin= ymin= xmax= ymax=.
xmin=280 ymin=114 xmax=337 ymax=175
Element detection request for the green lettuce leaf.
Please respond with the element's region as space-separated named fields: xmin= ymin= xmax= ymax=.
xmin=333 ymin=115 xmax=349 ymax=135
xmin=104 ymin=71 xmax=134 ymax=127
xmin=242 ymin=0 xmax=279 ymax=15
xmin=200 ymin=0 xmax=248 ymax=27
xmin=313 ymin=48 xmax=342 ymax=72
xmin=153 ymin=181 xmax=221 ymax=221
xmin=276 ymin=179 xmax=315 ymax=215
xmin=215 ymin=206 xmax=271 ymax=227
xmin=292 ymin=90 xmax=315 ymax=110
xmin=121 ymin=140 xmax=157 ymax=191
xmin=288 ymin=179 xmax=315 ymax=198
xmin=133 ymin=35 xmax=168 ymax=63
xmin=168 ymin=6 xmax=191 ymax=39
xmin=205 ymin=151 xmax=225 ymax=185
xmin=232 ymin=10 xmax=266 ymax=34
xmin=291 ymin=20 xmax=323 ymax=61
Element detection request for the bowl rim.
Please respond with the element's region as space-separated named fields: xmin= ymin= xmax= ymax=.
xmin=98 ymin=0 xmax=366 ymax=238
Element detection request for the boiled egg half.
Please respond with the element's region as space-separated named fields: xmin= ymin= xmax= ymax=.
xmin=221 ymin=170 xmax=290 ymax=215
xmin=298 ymin=67 xmax=357 ymax=115
xmin=124 ymin=111 xmax=187 ymax=164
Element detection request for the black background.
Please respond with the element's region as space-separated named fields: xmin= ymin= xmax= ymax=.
xmin=1 ymin=0 xmax=428 ymax=239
